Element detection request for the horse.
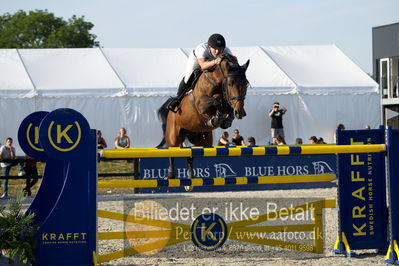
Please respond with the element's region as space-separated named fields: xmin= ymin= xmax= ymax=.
xmin=157 ymin=53 xmax=250 ymax=183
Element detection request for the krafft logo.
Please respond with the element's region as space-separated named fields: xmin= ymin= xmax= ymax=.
xmin=191 ymin=213 xmax=228 ymax=251
xmin=47 ymin=121 xmax=81 ymax=152
xmin=26 ymin=122 xmax=43 ymax=152
xmin=41 ymin=232 xmax=87 ymax=244
xmin=18 ymin=111 xmax=49 ymax=160
xmin=38 ymin=108 xmax=90 ymax=160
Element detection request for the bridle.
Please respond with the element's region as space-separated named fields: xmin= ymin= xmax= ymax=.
xmin=204 ymin=56 xmax=247 ymax=108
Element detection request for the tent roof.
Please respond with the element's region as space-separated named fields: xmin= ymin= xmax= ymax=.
xmin=0 ymin=45 xmax=378 ymax=98
xmin=0 ymin=49 xmax=35 ymax=97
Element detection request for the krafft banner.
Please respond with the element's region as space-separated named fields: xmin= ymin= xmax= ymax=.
xmin=335 ymin=127 xmax=388 ymax=252
xmin=139 ymin=153 xmax=336 ymax=193
xmin=18 ymin=109 xmax=97 ymax=266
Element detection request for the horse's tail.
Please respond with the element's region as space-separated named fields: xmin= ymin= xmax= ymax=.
xmin=156 ymin=98 xmax=173 ymax=148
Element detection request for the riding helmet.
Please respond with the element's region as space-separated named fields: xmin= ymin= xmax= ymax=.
xmin=208 ymin=33 xmax=226 ymax=50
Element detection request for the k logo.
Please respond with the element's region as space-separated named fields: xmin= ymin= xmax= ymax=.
xmin=191 ymin=213 xmax=227 ymax=251
xmin=38 ymin=108 xmax=90 ymax=160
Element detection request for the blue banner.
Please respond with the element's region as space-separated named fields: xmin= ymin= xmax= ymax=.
xmin=139 ymin=153 xmax=336 ymax=193
xmin=19 ymin=109 xmax=97 ymax=266
xmin=386 ymin=127 xmax=399 ymax=263
xmin=336 ymin=127 xmax=388 ymax=252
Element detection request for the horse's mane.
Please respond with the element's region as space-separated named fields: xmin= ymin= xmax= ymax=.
xmin=219 ymin=53 xmax=237 ymax=64
xmin=219 ymin=53 xmax=247 ymax=78
xmin=205 ymin=53 xmax=238 ymax=74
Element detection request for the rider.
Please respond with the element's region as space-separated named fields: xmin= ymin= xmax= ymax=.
xmin=167 ymin=33 xmax=233 ymax=112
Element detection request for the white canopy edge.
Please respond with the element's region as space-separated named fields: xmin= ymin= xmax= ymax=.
xmin=0 ymin=45 xmax=378 ymax=98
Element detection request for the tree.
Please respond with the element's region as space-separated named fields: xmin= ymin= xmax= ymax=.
xmin=0 ymin=10 xmax=100 ymax=48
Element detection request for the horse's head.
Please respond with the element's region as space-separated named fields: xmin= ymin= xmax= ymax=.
xmin=219 ymin=54 xmax=250 ymax=119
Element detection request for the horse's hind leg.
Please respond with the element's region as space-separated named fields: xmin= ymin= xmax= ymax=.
xmin=168 ymin=157 xmax=175 ymax=179
xmin=184 ymin=157 xmax=194 ymax=192
xmin=187 ymin=157 xmax=194 ymax=179
xmin=165 ymin=112 xmax=183 ymax=179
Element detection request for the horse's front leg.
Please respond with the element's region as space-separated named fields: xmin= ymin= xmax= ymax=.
xmin=195 ymin=96 xmax=225 ymax=128
xmin=168 ymin=157 xmax=175 ymax=179
xmin=220 ymin=108 xmax=235 ymax=129
xmin=195 ymin=95 xmax=222 ymax=115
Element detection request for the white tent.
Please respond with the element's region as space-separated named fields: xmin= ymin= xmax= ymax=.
xmin=0 ymin=45 xmax=379 ymax=152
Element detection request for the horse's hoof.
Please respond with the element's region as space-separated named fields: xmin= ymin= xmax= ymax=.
xmin=167 ymin=171 xmax=176 ymax=179
xmin=184 ymin=185 xmax=193 ymax=192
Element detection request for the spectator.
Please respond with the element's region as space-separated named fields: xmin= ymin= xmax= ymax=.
xmin=309 ymin=136 xmax=318 ymax=144
xmin=218 ymin=131 xmax=231 ymax=146
xmin=247 ymin=136 xmax=256 ymax=146
xmin=275 ymin=135 xmax=286 ymax=145
xmin=115 ymin=128 xmax=131 ymax=149
xmin=334 ymin=123 xmax=346 ymax=143
xmin=0 ymin=137 xmax=16 ymax=198
xmin=23 ymin=155 xmax=38 ymax=197
xmin=317 ymin=137 xmax=327 ymax=144
xmin=364 ymin=125 xmax=371 ymax=130
xmin=268 ymin=102 xmax=287 ymax=143
xmin=295 ymin=138 xmax=303 ymax=145
xmin=231 ymin=129 xmax=246 ymax=146
xmin=97 ymin=130 xmax=107 ymax=149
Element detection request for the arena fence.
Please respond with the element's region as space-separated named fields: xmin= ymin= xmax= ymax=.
xmin=14 ymin=109 xmax=399 ymax=265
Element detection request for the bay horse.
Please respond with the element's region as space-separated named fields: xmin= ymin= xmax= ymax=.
xmin=157 ymin=53 xmax=250 ymax=182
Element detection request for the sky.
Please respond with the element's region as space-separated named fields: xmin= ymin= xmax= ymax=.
xmin=1 ymin=0 xmax=398 ymax=74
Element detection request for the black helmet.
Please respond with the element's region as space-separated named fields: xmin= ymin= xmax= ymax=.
xmin=208 ymin=33 xmax=226 ymax=50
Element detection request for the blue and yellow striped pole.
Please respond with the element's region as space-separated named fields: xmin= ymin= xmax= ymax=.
xmin=102 ymin=144 xmax=386 ymax=159
xmin=98 ymin=173 xmax=335 ymax=188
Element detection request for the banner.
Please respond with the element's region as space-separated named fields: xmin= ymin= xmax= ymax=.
xmin=139 ymin=153 xmax=336 ymax=193
xmin=336 ymin=127 xmax=387 ymax=252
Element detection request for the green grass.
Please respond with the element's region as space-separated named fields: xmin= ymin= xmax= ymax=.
xmin=1 ymin=160 xmax=137 ymax=197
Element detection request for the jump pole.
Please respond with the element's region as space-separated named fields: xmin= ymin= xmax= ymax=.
xmin=102 ymin=144 xmax=386 ymax=158
xmin=98 ymin=174 xmax=335 ymax=188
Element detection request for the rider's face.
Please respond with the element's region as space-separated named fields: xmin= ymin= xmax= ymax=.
xmin=210 ymin=47 xmax=223 ymax=57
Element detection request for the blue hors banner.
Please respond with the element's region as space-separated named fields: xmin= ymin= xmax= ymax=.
xmin=139 ymin=153 xmax=336 ymax=193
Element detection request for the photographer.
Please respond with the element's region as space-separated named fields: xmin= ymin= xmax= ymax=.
xmin=268 ymin=102 xmax=287 ymax=143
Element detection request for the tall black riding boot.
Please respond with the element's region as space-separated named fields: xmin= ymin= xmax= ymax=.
xmin=167 ymin=79 xmax=187 ymax=112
